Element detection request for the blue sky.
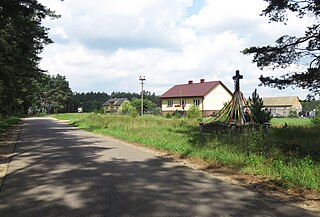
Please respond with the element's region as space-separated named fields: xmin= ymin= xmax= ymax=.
xmin=39 ymin=0 xmax=311 ymax=99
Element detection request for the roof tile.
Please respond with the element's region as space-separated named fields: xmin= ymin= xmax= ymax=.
xmin=161 ymin=81 xmax=230 ymax=98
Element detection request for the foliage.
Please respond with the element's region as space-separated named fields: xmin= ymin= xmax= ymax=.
xmin=165 ymin=112 xmax=172 ymax=119
xmin=28 ymin=74 xmax=73 ymax=114
xmin=243 ymin=0 xmax=320 ymax=97
xmin=72 ymin=92 xmax=110 ymax=113
xmin=187 ymin=105 xmax=201 ymax=119
xmin=120 ymin=100 xmax=138 ymax=117
xmin=0 ymin=0 xmax=59 ymax=115
xmin=0 ymin=115 xmax=21 ymax=133
xmin=311 ymin=106 xmax=320 ymax=125
xmin=249 ymin=89 xmax=272 ymax=124
xmin=301 ymin=100 xmax=320 ymax=112
xmin=54 ymin=113 xmax=320 ymax=191
xmin=172 ymin=110 xmax=182 ymax=119
xmin=288 ymin=109 xmax=298 ymax=118
xmin=130 ymin=98 xmax=157 ymax=115
xmin=71 ymin=91 xmax=160 ymax=113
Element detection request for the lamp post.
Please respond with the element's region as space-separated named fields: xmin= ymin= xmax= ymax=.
xmin=139 ymin=76 xmax=146 ymax=116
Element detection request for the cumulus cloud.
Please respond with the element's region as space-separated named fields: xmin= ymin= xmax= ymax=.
xmin=39 ymin=0 xmax=311 ymax=98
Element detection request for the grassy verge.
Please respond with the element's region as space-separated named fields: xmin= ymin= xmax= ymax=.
xmin=53 ymin=113 xmax=320 ymax=191
xmin=270 ymin=117 xmax=312 ymax=126
xmin=0 ymin=116 xmax=21 ymax=133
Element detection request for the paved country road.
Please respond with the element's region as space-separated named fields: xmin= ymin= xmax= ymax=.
xmin=0 ymin=117 xmax=318 ymax=217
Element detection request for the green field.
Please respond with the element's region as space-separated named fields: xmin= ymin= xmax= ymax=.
xmin=53 ymin=113 xmax=320 ymax=191
xmin=270 ymin=117 xmax=312 ymax=126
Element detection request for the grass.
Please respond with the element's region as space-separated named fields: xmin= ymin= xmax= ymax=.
xmin=53 ymin=113 xmax=320 ymax=191
xmin=270 ymin=117 xmax=312 ymax=126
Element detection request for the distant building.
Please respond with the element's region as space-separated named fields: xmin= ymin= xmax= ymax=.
xmin=103 ymin=98 xmax=128 ymax=113
xmin=160 ymin=79 xmax=232 ymax=117
xmin=262 ymin=96 xmax=302 ymax=117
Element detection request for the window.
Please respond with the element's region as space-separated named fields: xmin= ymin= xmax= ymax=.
xmin=180 ymin=100 xmax=186 ymax=106
xmin=193 ymin=99 xmax=200 ymax=106
xmin=167 ymin=100 xmax=173 ymax=107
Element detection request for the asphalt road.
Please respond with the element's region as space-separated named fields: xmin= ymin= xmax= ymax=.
xmin=0 ymin=117 xmax=318 ymax=217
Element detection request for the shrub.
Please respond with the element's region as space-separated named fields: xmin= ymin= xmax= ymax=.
xmin=119 ymin=100 xmax=138 ymax=117
xmin=288 ymin=109 xmax=298 ymax=118
xmin=128 ymin=107 xmax=139 ymax=117
xmin=172 ymin=110 xmax=182 ymax=119
xmin=120 ymin=100 xmax=132 ymax=115
xmin=249 ymin=89 xmax=272 ymax=124
xmin=165 ymin=112 xmax=172 ymax=119
xmin=311 ymin=106 xmax=320 ymax=125
xmin=187 ymin=105 xmax=201 ymax=119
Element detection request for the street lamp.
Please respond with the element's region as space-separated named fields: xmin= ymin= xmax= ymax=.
xmin=139 ymin=75 xmax=146 ymax=116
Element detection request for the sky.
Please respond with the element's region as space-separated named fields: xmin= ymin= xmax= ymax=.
xmin=39 ymin=0 xmax=312 ymax=99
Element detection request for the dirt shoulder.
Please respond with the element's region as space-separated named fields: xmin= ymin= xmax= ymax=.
xmin=0 ymin=124 xmax=21 ymax=189
xmin=104 ymin=134 xmax=320 ymax=214
xmin=145 ymin=148 xmax=320 ymax=214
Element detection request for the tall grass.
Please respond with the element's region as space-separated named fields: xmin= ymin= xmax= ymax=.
xmin=0 ymin=116 xmax=21 ymax=133
xmin=53 ymin=113 xmax=320 ymax=191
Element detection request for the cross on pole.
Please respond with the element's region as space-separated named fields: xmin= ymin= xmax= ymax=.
xmin=232 ymin=70 xmax=243 ymax=92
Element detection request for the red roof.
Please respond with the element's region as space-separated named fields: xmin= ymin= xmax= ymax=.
xmin=161 ymin=80 xmax=231 ymax=98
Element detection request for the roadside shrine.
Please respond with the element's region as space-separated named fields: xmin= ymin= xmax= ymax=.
xmin=200 ymin=70 xmax=258 ymax=133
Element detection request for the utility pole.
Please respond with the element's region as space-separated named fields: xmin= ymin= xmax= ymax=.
xmin=139 ymin=76 xmax=146 ymax=116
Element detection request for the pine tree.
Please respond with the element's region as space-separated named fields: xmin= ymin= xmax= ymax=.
xmin=249 ymin=89 xmax=272 ymax=124
xmin=243 ymin=0 xmax=320 ymax=97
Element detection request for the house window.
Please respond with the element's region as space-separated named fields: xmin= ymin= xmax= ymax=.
xmin=193 ymin=99 xmax=200 ymax=106
xmin=180 ymin=100 xmax=186 ymax=106
xmin=167 ymin=100 xmax=173 ymax=107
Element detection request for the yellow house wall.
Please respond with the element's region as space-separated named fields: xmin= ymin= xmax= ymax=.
xmin=292 ymin=98 xmax=302 ymax=110
xmin=161 ymin=97 xmax=203 ymax=112
xmin=161 ymin=84 xmax=232 ymax=113
xmin=202 ymin=84 xmax=232 ymax=111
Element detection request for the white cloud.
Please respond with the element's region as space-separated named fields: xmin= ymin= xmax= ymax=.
xmin=39 ymin=0 xmax=312 ymax=99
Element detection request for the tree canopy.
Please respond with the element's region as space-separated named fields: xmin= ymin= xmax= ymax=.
xmin=0 ymin=0 xmax=59 ymax=115
xmin=243 ymin=0 xmax=320 ymax=97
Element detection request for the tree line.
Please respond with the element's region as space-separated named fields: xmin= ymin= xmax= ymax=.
xmin=1 ymin=0 xmax=319 ymax=117
xmin=0 ymin=0 xmax=60 ymax=116
xmin=72 ymin=91 xmax=160 ymax=113
xmin=0 ymin=1 xmax=161 ymax=116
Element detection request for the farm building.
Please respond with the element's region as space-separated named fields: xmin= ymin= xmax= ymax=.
xmin=160 ymin=79 xmax=232 ymax=117
xmin=262 ymin=96 xmax=302 ymax=117
xmin=103 ymin=98 xmax=127 ymax=113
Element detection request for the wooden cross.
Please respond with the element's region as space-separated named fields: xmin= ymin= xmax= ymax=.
xmin=232 ymin=70 xmax=243 ymax=92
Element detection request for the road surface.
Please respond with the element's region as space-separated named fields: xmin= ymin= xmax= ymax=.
xmin=0 ymin=117 xmax=318 ymax=217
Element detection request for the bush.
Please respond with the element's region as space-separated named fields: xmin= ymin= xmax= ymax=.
xmin=120 ymin=100 xmax=138 ymax=117
xmin=288 ymin=109 xmax=298 ymax=118
xmin=172 ymin=110 xmax=182 ymax=119
xmin=165 ymin=112 xmax=172 ymax=119
xmin=187 ymin=105 xmax=201 ymax=119
xmin=128 ymin=107 xmax=139 ymax=117
xmin=311 ymin=106 xmax=320 ymax=125
xmin=249 ymin=89 xmax=271 ymax=124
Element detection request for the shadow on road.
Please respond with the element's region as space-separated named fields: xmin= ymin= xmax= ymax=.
xmin=0 ymin=117 xmax=317 ymax=217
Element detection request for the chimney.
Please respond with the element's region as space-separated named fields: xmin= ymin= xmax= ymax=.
xmin=200 ymin=79 xmax=205 ymax=83
xmin=188 ymin=80 xmax=193 ymax=84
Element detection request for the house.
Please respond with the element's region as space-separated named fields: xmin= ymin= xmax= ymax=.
xmin=160 ymin=79 xmax=232 ymax=117
xmin=103 ymin=98 xmax=128 ymax=113
xmin=262 ymin=96 xmax=302 ymax=117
